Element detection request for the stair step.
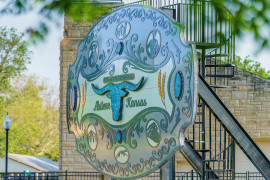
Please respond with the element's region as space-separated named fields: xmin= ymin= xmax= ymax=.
xmin=197 ymin=112 xmax=203 ymax=115
xmin=194 ymin=121 xmax=203 ymax=125
xmin=205 ymin=169 xmax=232 ymax=172
xmin=209 ymin=85 xmax=230 ymax=88
xmin=205 ymin=54 xmax=231 ymax=58
xmin=197 ymin=103 xmax=202 ymax=107
xmin=205 ymin=64 xmax=235 ymax=68
xmin=206 ymin=74 xmax=234 ymax=78
xmin=204 ymin=159 xmax=226 ymax=162
xmin=187 ymin=41 xmax=220 ymax=49
xmin=185 ymin=140 xmax=205 ymax=143
xmin=187 ymin=131 xmax=204 ymax=134
xmin=195 ymin=149 xmax=210 ymax=153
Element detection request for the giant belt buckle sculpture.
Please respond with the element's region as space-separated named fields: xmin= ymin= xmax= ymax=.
xmin=67 ymin=5 xmax=198 ymax=179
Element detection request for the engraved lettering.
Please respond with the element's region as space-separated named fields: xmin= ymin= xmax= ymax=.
xmin=93 ymin=101 xmax=111 ymax=111
xmin=125 ymin=97 xmax=147 ymax=108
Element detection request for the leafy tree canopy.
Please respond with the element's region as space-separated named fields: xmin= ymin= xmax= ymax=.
xmin=235 ymin=55 xmax=270 ymax=79
xmin=211 ymin=0 xmax=270 ymax=49
xmin=0 ymin=0 xmax=111 ymax=43
xmin=0 ymin=0 xmax=270 ymax=49
xmin=0 ymin=27 xmax=31 ymax=91
xmin=0 ymin=75 xmax=59 ymax=162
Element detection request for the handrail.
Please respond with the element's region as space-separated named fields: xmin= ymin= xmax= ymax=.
xmin=198 ymin=74 xmax=270 ymax=179
xmin=116 ymin=0 xmax=235 ymax=66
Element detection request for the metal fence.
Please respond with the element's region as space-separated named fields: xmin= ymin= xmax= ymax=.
xmin=0 ymin=171 xmax=265 ymax=180
xmin=0 ymin=172 xmax=101 ymax=180
xmin=176 ymin=171 xmax=265 ymax=180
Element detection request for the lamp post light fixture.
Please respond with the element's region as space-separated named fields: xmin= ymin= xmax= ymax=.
xmin=3 ymin=113 xmax=12 ymax=178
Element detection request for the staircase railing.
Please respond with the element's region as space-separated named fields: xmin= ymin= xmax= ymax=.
xmin=185 ymin=97 xmax=236 ymax=179
xmin=117 ymin=0 xmax=235 ymax=88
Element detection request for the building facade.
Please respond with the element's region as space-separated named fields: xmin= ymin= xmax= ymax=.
xmin=59 ymin=5 xmax=270 ymax=176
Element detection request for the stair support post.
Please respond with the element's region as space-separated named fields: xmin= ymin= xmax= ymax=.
xmin=201 ymin=0 xmax=207 ymax=179
xmin=160 ymin=155 xmax=175 ymax=180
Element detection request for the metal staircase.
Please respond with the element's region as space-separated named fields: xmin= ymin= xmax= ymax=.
xmin=117 ymin=0 xmax=270 ymax=179
xmin=183 ymin=98 xmax=236 ymax=179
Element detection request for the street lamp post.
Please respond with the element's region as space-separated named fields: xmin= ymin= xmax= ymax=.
xmin=3 ymin=113 xmax=12 ymax=179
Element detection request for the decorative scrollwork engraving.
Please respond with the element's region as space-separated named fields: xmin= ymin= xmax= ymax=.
xmin=66 ymin=5 xmax=197 ymax=179
xmin=152 ymin=137 xmax=176 ymax=161
xmin=182 ymin=52 xmax=193 ymax=118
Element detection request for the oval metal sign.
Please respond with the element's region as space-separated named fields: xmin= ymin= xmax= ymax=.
xmin=67 ymin=5 xmax=198 ymax=179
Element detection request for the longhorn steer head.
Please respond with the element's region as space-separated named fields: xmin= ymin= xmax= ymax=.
xmin=92 ymin=77 xmax=145 ymax=121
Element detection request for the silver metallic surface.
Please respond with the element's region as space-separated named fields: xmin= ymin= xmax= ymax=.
xmin=66 ymin=5 xmax=198 ymax=179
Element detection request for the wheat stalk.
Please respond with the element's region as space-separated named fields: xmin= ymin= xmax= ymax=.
xmin=158 ymin=70 xmax=162 ymax=98
xmin=81 ymin=81 xmax=87 ymax=117
xmin=158 ymin=70 xmax=167 ymax=110
xmin=82 ymin=84 xmax=84 ymax=100
xmin=81 ymin=84 xmax=84 ymax=117
xmin=161 ymin=73 xmax=165 ymax=101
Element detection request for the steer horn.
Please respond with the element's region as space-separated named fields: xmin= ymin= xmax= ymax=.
xmin=91 ymin=77 xmax=145 ymax=121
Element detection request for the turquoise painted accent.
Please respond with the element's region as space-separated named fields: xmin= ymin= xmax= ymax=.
xmin=175 ymin=72 xmax=183 ymax=100
xmin=92 ymin=77 xmax=145 ymax=121
xmin=116 ymin=130 xmax=122 ymax=143
xmin=116 ymin=42 xmax=124 ymax=55
xmin=71 ymin=86 xmax=78 ymax=111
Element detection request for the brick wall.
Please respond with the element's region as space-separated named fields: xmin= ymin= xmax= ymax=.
xmin=59 ymin=16 xmax=270 ymax=171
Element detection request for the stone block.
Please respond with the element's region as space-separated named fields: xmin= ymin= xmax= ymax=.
xmin=257 ymin=113 xmax=270 ymax=119
xmin=262 ymin=101 xmax=270 ymax=106
xmin=238 ymin=86 xmax=248 ymax=91
xmin=253 ymin=91 xmax=264 ymax=96
xmin=244 ymin=111 xmax=257 ymax=116
xmin=226 ymin=100 xmax=239 ymax=106
xmin=260 ymin=120 xmax=270 ymax=128
xmin=242 ymin=124 xmax=257 ymax=130
xmin=239 ymin=100 xmax=250 ymax=105
xmin=232 ymin=91 xmax=247 ymax=100
xmin=244 ymin=105 xmax=257 ymax=111
xmin=61 ymin=39 xmax=81 ymax=51
xmin=250 ymin=101 xmax=262 ymax=105
xmin=246 ymin=119 xmax=259 ymax=125
xmin=236 ymin=116 xmax=246 ymax=124
xmin=255 ymin=82 xmax=267 ymax=89
xmin=261 ymin=130 xmax=270 ymax=138
xmin=229 ymin=80 xmax=246 ymax=86
xmin=217 ymin=90 xmax=231 ymax=97
xmin=254 ymin=97 xmax=267 ymax=102
xmin=249 ymin=130 xmax=260 ymax=138
xmin=69 ymin=30 xmax=81 ymax=38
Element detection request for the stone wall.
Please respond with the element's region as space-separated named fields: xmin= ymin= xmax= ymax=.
xmin=59 ymin=16 xmax=99 ymax=171
xmin=216 ymin=68 xmax=270 ymax=139
xmin=59 ymin=16 xmax=270 ymax=172
xmin=175 ymin=68 xmax=270 ymax=169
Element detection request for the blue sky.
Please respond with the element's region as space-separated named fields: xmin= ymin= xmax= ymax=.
xmin=0 ymin=0 xmax=269 ymax=95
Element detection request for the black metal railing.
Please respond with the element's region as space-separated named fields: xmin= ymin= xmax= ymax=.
xmin=116 ymin=0 xmax=236 ymax=88
xmin=185 ymin=99 xmax=236 ymax=179
xmin=176 ymin=170 xmax=265 ymax=179
xmin=0 ymin=172 xmax=101 ymax=180
xmin=0 ymin=171 xmax=265 ymax=179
